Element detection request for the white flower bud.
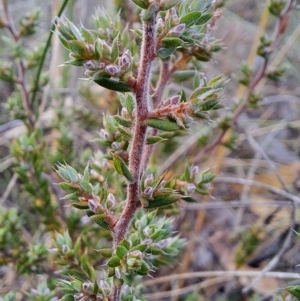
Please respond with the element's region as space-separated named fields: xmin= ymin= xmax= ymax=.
xmin=186 ymin=183 xmax=196 ymax=193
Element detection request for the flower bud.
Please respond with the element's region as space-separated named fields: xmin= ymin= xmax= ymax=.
xmin=105 ymin=64 xmax=120 ymax=77
xmin=168 ymin=23 xmax=186 ymax=37
xmin=190 ymin=165 xmax=199 ymax=177
xmin=159 ymin=180 xmax=166 ymax=189
xmin=170 ymin=95 xmax=180 ymax=105
xmin=126 ymin=250 xmax=144 ymax=270
xmin=144 ymin=174 xmax=154 ymax=187
xmin=144 ymin=186 xmax=153 ymax=198
xmin=82 ymin=282 xmax=91 ymax=292
xmin=83 ymin=60 xmax=97 ymax=70
xmin=74 ymin=293 xmax=84 ymax=300
xmin=186 ymin=183 xmax=196 ymax=193
xmin=107 ymin=193 xmax=116 ymax=207
xmin=170 ymin=8 xmax=179 ymax=25
xmin=119 ymin=49 xmax=132 ymax=69
xmin=96 ymin=294 xmax=103 ymax=301
xmin=99 ymin=129 xmax=110 ymax=140
xmin=88 ymin=198 xmax=100 ymax=212
xmin=143 ymin=226 xmax=151 ymax=237
xmin=62 ymin=244 xmax=70 ymax=254
xmin=111 ymin=141 xmax=120 ymax=150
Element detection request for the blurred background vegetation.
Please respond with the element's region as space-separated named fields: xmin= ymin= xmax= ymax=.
xmin=1 ymin=0 xmax=300 ymax=300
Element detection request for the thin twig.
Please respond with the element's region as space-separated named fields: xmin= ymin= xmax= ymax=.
xmin=142 ymin=270 xmax=299 ymax=287
xmin=213 ymin=176 xmax=300 ymax=205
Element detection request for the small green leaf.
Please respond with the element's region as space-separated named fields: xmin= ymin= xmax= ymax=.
xmin=180 ymin=11 xmax=202 ymax=27
xmin=146 ymin=136 xmax=167 ymax=145
xmin=120 ymin=239 xmax=131 ymax=250
xmin=195 ymin=13 xmax=212 ymax=25
xmin=79 ymin=179 xmax=92 ymax=193
xmin=111 ymin=152 xmax=134 ymax=181
xmin=83 ymin=164 xmax=90 ymax=182
xmin=116 ymin=245 xmax=128 ymax=259
xmin=117 ymin=126 xmax=132 ymax=140
xmin=161 ymin=37 xmax=184 ymax=48
xmin=93 ymin=77 xmax=132 ymax=92
xmin=131 ymin=0 xmax=149 ymax=9
xmin=181 ymin=196 xmax=197 ymax=203
xmin=286 ymin=286 xmax=300 ymax=298
xmin=114 ymin=115 xmax=132 ymax=128
xmin=144 ymin=192 xmax=182 ymax=209
xmin=160 ymin=0 xmax=181 ymax=11
xmin=111 ymin=34 xmax=119 ymax=62
xmin=98 ymin=248 xmax=113 ymax=258
xmin=136 ymin=261 xmax=149 ymax=275
xmin=107 ymin=256 xmax=121 ymax=268
xmin=80 ymin=26 xmax=94 ymax=44
xmin=89 ymin=214 xmax=110 ymax=230
xmin=157 ymin=47 xmax=177 ymax=59
xmin=145 ymin=118 xmax=182 ymax=131
xmin=69 ymin=40 xmax=86 ymax=57
xmin=71 ymin=202 xmax=89 ymax=210
xmin=172 ymin=70 xmax=196 ymax=82
xmin=64 ymin=192 xmax=80 ymax=201
xmin=58 ymin=182 xmax=78 ymax=193
xmin=57 ymin=33 xmax=70 ymax=50
xmin=123 ymin=271 xmax=134 ymax=286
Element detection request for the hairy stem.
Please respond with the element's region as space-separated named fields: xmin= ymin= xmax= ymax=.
xmin=113 ymin=5 xmax=159 ymax=246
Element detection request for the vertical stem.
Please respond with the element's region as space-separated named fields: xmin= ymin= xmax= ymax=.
xmin=2 ymin=1 xmax=35 ymax=131
xmin=113 ymin=5 xmax=159 ymax=245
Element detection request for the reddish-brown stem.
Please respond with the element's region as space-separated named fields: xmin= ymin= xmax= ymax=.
xmin=112 ymin=6 xmax=159 ymax=246
xmin=2 ymin=1 xmax=35 ymax=131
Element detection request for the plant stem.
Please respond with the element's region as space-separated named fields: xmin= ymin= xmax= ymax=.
xmin=2 ymin=1 xmax=35 ymax=131
xmin=113 ymin=5 xmax=159 ymax=246
xmin=31 ymin=0 xmax=70 ymax=115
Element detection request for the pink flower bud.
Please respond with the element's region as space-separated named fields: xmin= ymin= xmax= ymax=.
xmin=186 ymin=183 xmax=196 ymax=193
xmin=88 ymin=198 xmax=100 ymax=212
xmin=170 ymin=95 xmax=181 ymax=105
xmin=107 ymin=193 xmax=116 ymax=207
xmin=83 ymin=60 xmax=97 ymax=70
xmin=144 ymin=186 xmax=153 ymax=198
xmin=168 ymin=23 xmax=186 ymax=37
xmin=191 ymin=165 xmax=199 ymax=177
xmin=105 ymin=64 xmax=120 ymax=77
xmin=144 ymin=174 xmax=154 ymax=187
xmin=119 ymin=49 xmax=132 ymax=69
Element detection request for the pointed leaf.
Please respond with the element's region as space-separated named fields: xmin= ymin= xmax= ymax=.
xmin=146 ymin=136 xmax=167 ymax=145
xmin=180 ymin=11 xmax=202 ymax=27
xmin=93 ymin=77 xmax=132 ymax=92
xmin=145 ymin=118 xmax=182 ymax=131
xmin=114 ymin=115 xmax=132 ymax=127
xmin=111 ymin=153 xmax=134 ymax=181
xmin=116 ymin=245 xmax=128 ymax=259
xmin=157 ymin=47 xmax=177 ymax=59
xmin=107 ymin=256 xmax=121 ymax=268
